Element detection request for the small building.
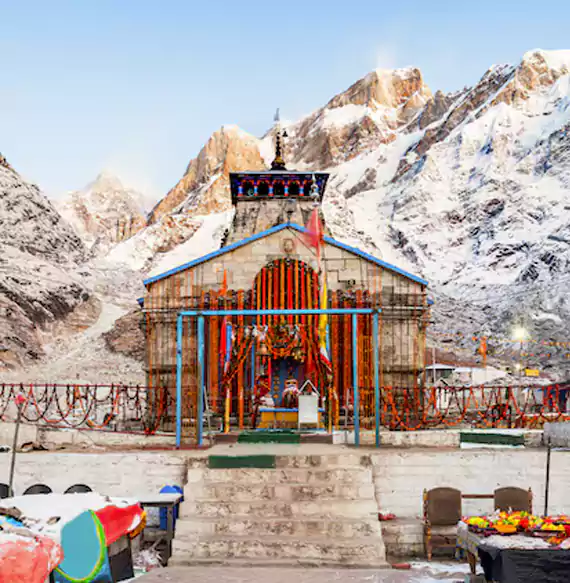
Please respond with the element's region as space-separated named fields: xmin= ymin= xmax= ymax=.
xmin=141 ymin=124 xmax=430 ymax=440
xmin=425 ymin=363 xmax=456 ymax=384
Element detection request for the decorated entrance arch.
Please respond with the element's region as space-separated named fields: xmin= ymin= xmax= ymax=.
xmin=252 ymin=258 xmax=326 ymax=404
xmin=198 ymin=258 xmax=332 ymax=432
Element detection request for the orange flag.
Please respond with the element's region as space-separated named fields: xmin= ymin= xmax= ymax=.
xmin=220 ymin=269 xmax=228 ymax=296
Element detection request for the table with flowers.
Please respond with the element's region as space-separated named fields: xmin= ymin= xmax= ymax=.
xmin=458 ymin=512 xmax=570 ymax=582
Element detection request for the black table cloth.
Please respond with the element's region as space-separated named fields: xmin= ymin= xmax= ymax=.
xmin=479 ymin=543 xmax=570 ymax=583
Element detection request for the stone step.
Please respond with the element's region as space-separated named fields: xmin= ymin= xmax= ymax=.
xmin=175 ymin=516 xmax=381 ymax=539
xmin=187 ymin=467 xmax=372 ymax=486
xmin=186 ymin=482 xmax=375 ymax=502
xmin=275 ymin=454 xmax=371 ymax=469
xmin=381 ymin=518 xmax=424 ymax=557
xmin=171 ymin=534 xmax=387 ymax=566
xmin=180 ymin=498 xmax=378 ymax=519
xmin=169 ymin=556 xmax=388 ymax=569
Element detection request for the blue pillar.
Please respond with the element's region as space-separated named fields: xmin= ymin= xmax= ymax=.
xmin=352 ymin=313 xmax=360 ymax=447
xmin=373 ymin=311 xmax=380 ymax=448
xmin=225 ymin=321 xmax=232 ymax=370
xmin=197 ymin=316 xmax=205 ymax=447
xmin=224 ymin=321 xmax=232 ymax=432
xmin=326 ymin=322 xmax=332 ymax=431
xmin=175 ymin=315 xmax=183 ymax=449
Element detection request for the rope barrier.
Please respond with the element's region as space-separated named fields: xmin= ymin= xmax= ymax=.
xmin=1 ymin=382 xmax=569 ymax=434
xmin=0 ymin=383 xmax=175 ymax=435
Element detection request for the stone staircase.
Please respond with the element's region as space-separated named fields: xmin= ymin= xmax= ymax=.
xmin=171 ymin=452 xmax=387 ymax=567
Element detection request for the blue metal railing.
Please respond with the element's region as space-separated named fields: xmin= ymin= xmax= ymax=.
xmin=175 ymin=308 xmax=382 ymax=448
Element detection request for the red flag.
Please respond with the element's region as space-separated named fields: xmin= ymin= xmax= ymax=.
xmin=303 ymin=208 xmax=323 ymax=258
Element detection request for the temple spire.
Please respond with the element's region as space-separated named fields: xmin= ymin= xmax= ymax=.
xmin=270 ymin=108 xmax=287 ymax=171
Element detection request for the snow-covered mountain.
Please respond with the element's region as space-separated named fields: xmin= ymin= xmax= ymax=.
xmin=145 ymin=48 xmax=570 ymax=374
xmin=3 ymin=47 xmax=570 ymax=380
xmin=340 ymin=49 xmax=570 ymax=370
xmin=57 ymin=171 xmax=148 ymax=253
xmin=0 ymin=158 xmax=95 ymax=369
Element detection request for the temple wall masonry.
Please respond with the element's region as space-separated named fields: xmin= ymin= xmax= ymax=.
xmin=373 ymin=449 xmax=566 ymax=518
xmin=1 ymin=447 xmax=567 ymax=518
xmin=0 ymin=451 xmax=187 ymax=497
xmin=143 ymin=223 xmax=428 ymax=425
xmin=145 ymin=228 xmax=423 ymax=307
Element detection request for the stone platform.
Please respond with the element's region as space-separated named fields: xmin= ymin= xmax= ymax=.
xmin=171 ymin=446 xmax=387 ymax=567
xmin=135 ymin=563 xmax=472 ymax=582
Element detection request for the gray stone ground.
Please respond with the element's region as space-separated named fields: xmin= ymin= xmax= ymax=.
xmin=134 ymin=563 xmax=473 ymax=583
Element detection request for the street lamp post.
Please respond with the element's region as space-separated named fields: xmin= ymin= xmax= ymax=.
xmin=512 ymin=326 xmax=528 ymax=419
xmin=513 ymin=347 xmax=523 ymax=384
xmin=513 ymin=326 xmax=528 ymax=380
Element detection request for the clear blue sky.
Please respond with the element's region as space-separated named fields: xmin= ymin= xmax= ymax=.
xmin=0 ymin=0 xmax=568 ymax=201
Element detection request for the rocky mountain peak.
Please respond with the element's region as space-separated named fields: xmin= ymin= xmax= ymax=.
xmin=521 ymin=49 xmax=570 ymax=74
xmin=148 ymin=125 xmax=266 ymax=224
xmin=57 ymin=171 xmax=147 ymax=250
xmin=0 ymin=152 xmax=14 ymax=172
xmin=327 ymin=67 xmax=432 ymax=113
xmin=88 ymin=170 xmax=128 ymax=193
xmin=393 ymin=48 xmax=570 ymax=181
xmin=490 ymin=49 xmax=570 ymax=107
xmin=0 ymin=165 xmax=85 ymax=264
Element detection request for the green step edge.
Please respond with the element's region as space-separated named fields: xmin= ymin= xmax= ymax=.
xmin=208 ymin=455 xmax=277 ymax=469
xmin=238 ymin=432 xmax=301 ymax=444
xmin=460 ymin=432 xmax=525 ymax=446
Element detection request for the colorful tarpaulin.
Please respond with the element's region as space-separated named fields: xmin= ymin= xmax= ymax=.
xmin=53 ymin=510 xmax=111 ymax=583
xmin=0 ymin=529 xmax=63 ymax=583
xmin=95 ymin=503 xmax=145 ymax=546
xmin=0 ymin=493 xmax=145 ymax=582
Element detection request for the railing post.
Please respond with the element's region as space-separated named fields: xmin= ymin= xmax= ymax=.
xmin=326 ymin=321 xmax=332 ymax=434
xmin=250 ymin=335 xmax=256 ymax=395
xmin=197 ymin=316 xmax=205 ymax=447
xmin=175 ymin=314 xmax=183 ymax=449
xmin=373 ymin=311 xmax=380 ymax=448
xmin=224 ymin=321 xmax=232 ymax=433
xmin=352 ymin=313 xmax=359 ymax=447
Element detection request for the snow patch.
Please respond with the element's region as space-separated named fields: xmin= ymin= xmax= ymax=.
xmin=523 ymin=49 xmax=570 ymax=72
xmin=149 ymin=211 xmax=233 ymax=277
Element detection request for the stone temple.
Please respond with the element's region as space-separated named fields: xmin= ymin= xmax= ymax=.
xmin=140 ymin=119 xmax=430 ymax=442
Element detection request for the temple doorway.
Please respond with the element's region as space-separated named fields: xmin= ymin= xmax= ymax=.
xmin=270 ymin=356 xmax=306 ymax=407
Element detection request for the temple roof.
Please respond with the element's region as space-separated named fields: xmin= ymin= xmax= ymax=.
xmin=143 ymin=223 xmax=428 ymax=287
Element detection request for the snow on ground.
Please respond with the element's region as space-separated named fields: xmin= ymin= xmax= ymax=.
xmin=3 ymin=493 xmax=138 ymax=539
xmin=148 ymin=211 xmax=232 ymax=278
xmin=1 ymin=332 xmax=145 ymax=385
xmin=1 ymin=209 xmax=234 ymax=384
xmin=102 ymin=211 xmax=232 ymax=274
